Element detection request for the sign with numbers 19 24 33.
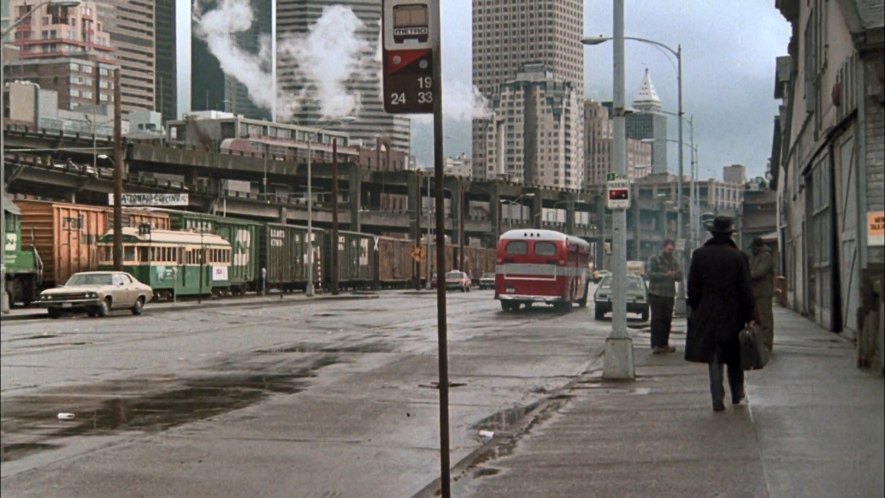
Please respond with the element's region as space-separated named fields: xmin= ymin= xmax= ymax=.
xmin=382 ymin=0 xmax=439 ymax=115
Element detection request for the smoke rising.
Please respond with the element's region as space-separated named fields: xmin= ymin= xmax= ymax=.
xmin=192 ymin=1 xmax=370 ymax=122
xmin=277 ymin=5 xmax=370 ymax=119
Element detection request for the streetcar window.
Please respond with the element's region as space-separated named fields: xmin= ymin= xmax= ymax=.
xmin=534 ymin=242 xmax=556 ymax=256
xmin=124 ymin=246 xmax=135 ymax=261
xmin=505 ymin=241 xmax=528 ymax=255
xmin=139 ymin=247 xmax=149 ymax=261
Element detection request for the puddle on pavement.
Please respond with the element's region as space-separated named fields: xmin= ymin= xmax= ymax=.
xmin=473 ymin=401 xmax=541 ymax=432
xmin=1 ymin=358 xmax=339 ymax=463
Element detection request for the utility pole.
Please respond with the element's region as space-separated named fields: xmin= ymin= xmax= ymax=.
xmin=112 ymin=68 xmax=123 ymax=271
xmin=331 ymin=139 xmax=339 ymax=295
xmin=414 ymin=170 xmax=421 ymax=290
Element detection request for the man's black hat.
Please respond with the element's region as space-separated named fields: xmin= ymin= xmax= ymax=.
xmin=708 ymin=216 xmax=735 ymax=234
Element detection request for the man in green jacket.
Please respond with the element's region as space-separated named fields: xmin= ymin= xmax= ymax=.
xmin=647 ymin=238 xmax=682 ymax=353
xmin=749 ymin=237 xmax=775 ymax=352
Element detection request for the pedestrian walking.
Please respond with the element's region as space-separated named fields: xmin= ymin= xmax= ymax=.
xmin=749 ymin=237 xmax=775 ymax=352
xmin=646 ymin=238 xmax=682 ymax=353
xmin=685 ymin=217 xmax=755 ymax=412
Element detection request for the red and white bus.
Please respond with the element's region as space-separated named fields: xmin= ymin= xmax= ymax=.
xmin=495 ymin=229 xmax=591 ymax=312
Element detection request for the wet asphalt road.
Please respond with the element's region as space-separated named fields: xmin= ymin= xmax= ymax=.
xmin=1 ymin=288 xmax=624 ymax=497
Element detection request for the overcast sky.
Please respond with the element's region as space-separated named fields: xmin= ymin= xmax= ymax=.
xmin=410 ymin=0 xmax=792 ymax=181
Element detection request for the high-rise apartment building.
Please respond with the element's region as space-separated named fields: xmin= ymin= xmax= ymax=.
xmin=479 ymin=64 xmax=583 ymax=188
xmin=472 ymin=0 xmax=584 ymax=182
xmin=276 ymin=0 xmax=409 ymax=152
xmin=623 ymin=70 xmax=668 ymax=174
xmin=4 ymin=1 xmax=116 ymax=112
xmin=95 ymin=0 xmax=156 ymax=116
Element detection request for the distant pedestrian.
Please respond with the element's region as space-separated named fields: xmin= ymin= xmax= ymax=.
xmin=685 ymin=217 xmax=755 ymax=412
xmin=749 ymin=237 xmax=775 ymax=352
xmin=646 ymin=238 xmax=682 ymax=354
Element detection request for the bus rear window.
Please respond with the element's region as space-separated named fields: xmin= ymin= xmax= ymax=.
xmin=534 ymin=242 xmax=556 ymax=256
xmin=505 ymin=241 xmax=528 ymax=255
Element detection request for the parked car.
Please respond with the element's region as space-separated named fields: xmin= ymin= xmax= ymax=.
xmin=593 ymin=274 xmax=649 ymax=321
xmin=592 ymin=269 xmax=611 ymax=283
xmin=444 ymin=270 xmax=472 ymax=292
xmin=36 ymin=271 xmax=153 ymax=319
xmin=478 ymin=272 xmax=496 ymax=289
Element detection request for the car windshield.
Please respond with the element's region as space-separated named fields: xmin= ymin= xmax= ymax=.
xmin=599 ymin=275 xmax=643 ymax=290
xmin=482 ymin=273 xmax=494 ymax=278
xmin=66 ymin=274 xmax=113 ymax=286
xmin=445 ymin=271 xmax=464 ymax=278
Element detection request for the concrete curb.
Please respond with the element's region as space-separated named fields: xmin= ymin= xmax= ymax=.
xmin=0 ymin=292 xmax=376 ymax=322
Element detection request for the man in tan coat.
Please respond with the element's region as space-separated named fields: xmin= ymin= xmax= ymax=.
xmin=749 ymin=237 xmax=775 ymax=352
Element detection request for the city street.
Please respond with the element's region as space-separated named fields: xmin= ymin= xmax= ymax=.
xmin=1 ymin=288 xmax=613 ymax=496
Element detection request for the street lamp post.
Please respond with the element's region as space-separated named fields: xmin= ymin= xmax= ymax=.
xmin=583 ymin=32 xmax=686 ymax=314
xmin=499 ymin=192 xmax=535 ymax=231
xmin=2 ymin=0 xmax=81 ymax=313
xmin=582 ymin=0 xmax=634 ymax=379
xmin=305 ymin=137 xmax=315 ymax=297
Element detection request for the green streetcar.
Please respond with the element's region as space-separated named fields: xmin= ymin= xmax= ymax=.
xmin=97 ymin=226 xmax=232 ymax=300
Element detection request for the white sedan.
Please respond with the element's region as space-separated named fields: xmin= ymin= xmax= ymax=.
xmin=36 ymin=271 xmax=153 ymax=319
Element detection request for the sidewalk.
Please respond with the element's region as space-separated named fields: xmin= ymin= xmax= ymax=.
xmin=461 ymin=306 xmax=885 ymax=497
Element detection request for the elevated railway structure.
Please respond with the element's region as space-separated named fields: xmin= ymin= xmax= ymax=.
xmin=3 ymin=125 xmax=619 ymax=251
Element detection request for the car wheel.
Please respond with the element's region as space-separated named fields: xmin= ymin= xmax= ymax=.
xmin=48 ymin=307 xmax=62 ymax=319
xmin=131 ymin=296 xmax=145 ymax=315
xmin=594 ymin=307 xmax=604 ymax=320
xmin=640 ymin=308 xmax=649 ymax=322
xmin=86 ymin=309 xmax=97 ymax=317
xmin=96 ymin=298 xmax=110 ymax=318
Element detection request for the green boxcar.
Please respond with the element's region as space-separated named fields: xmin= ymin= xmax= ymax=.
xmin=259 ymin=223 xmax=325 ymax=293
xmin=3 ymin=198 xmax=43 ymax=305
xmin=160 ymin=210 xmax=260 ymax=294
xmin=97 ymin=227 xmax=232 ymax=299
xmin=326 ymin=230 xmax=376 ymax=290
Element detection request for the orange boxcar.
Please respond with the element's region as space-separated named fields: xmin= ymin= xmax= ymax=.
xmin=16 ymin=200 xmax=169 ymax=288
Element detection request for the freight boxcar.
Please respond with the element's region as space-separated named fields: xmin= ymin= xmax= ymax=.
xmin=160 ymin=210 xmax=260 ymax=295
xmin=97 ymin=227 xmax=232 ymax=299
xmin=16 ymin=200 xmax=170 ymax=288
xmin=376 ymin=235 xmax=415 ymax=289
xmin=327 ymin=230 xmax=375 ymax=290
xmin=258 ymin=223 xmax=325 ymax=293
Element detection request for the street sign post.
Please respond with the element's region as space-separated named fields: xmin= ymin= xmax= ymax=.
xmin=606 ymin=179 xmax=631 ymax=209
xmin=383 ymin=3 xmax=450 ymax=496
xmin=382 ymin=0 xmax=438 ymax=114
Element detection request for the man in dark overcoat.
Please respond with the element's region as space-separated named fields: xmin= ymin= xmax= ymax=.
xmin=685 ymin=217 xmax=755 ymax=412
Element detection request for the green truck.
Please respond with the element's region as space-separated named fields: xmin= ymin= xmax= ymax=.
xmin=3 ymin=197 xmax=43 ymax=306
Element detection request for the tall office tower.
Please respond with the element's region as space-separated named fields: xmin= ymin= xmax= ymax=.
xmin=625 ymin=69 xmax=668 ymax=174
xmin=154 ymin=0 xmax=180 ymax=123
xmin=95 ymin=0 xmax=156 ymax=116
xmin=4 ymin=1 xmax=116 ymax=112
xmin=480 ymin=63 xmax=584 ymax=188
xmin=472 ymin=0 xmax=584 ymax=180
xmin=584 ymin=100 xmax=652 ymax=187
xmin=276 ymin=0 xmax=410 ymax=152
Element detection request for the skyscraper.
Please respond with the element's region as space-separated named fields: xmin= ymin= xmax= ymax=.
xmin=626 ymin=70 xmax=668 ymax=174
xmin=479 ymin=63 xmax=584 ymax=188
xmin=96 ymin=0 xmax=156 ymax=116
xmin=472 ymin=0 xmax=584 ymax=181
